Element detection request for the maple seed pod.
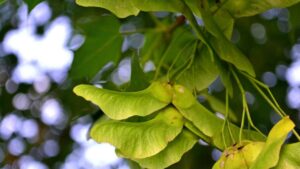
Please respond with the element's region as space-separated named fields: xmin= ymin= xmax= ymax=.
xmin=241 ymin=142 xmax=265 ymax=165
xmin=213 ymin=141 xmax=264 ymax=169
xmin=73 ymin=81 xmax=173 ymax=120
xmin=150 ymin=82 xmax=173 ymax=103
xmin=172 ymin=84 xmax=196 ymax=109
xmin=90 ymin=106 xmax=184 ymax=159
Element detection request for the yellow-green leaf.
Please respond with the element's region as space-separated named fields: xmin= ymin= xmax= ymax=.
xmin=213 ymin=117 xmax=296 ymax=169
xmin=75 ymin=0 xmax=185 ymax=18
xmin=250 ymin=117 xmax=295 ymax=169
xmin=184 ymin=120 xmax=211 ymax=143
xmin=132 ymin=0 xmax=184 ymax=14
xmin=275 ymin=142 xmax=300 ymax=169
xmin=75 ymin=0 xmax=139 ymax=18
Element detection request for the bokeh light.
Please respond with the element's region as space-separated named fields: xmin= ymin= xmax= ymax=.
xmin=8 ymin=137 xmax=26 ymax=156
xmin=0 ymin=113 xmax=22 ymax=140
xmin=19 ymin=119 xmax=39 ymax=139
xmin=3 ymin=2 xmax=73 ymax=84
xmin=40 ymin=99 xmax=65 ymax=126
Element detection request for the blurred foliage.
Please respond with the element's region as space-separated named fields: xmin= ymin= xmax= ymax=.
xmin=1 ymin=0 xmax=300 ymax=169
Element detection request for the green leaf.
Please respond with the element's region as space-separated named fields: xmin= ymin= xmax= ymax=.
xmin=141 ymin=31 xmax=167 ymax=64
xmin=198 ymin=2 xmax=255 ymax=76
xmin=0 ymin=0 xmax=7 ymax=5
xmin=23 ymin=0 xmax=43 ymax=12
xmin=127 ymin=54 xmax=150 ymax=91
xmin=134 ymin=130 xmax=197 ymax=169
xmin=184 ymin=1 xmax=235 ymax=94
xmin=177 ymin=46 xmax=219 ymax=91
xmin=90 ymin=107 xmax=184 ymax=159
xmin=172 ymin=84 xmax=265 ymax=150
xmin=126 ymin=160 xmax=143 ymax=169
xmin=184 ymin=121 xmax=211 ymax=143
xmin=76 ymin=0 xmax=185 ymax=18
xmin=156 ymin=28 xmax=197 ymax=78
xmin=184 ymin=1 xmax=234 ymax=39
xmin=250 ymin=116 xmax=295 ymax=169
xmin=73 ymin=81 xmax=173 ymax=120
xmin=132 ymin=0 xmax=184 ymax=15
xmin=276 ymin=142 xmax=300 ymax=169
xmin=75 ymin=0 xmax=139 ymax=18
xmin=224 ymin=0 xmax=300 ymax=18
xmin=204 ymin=94 xmax=239 ymax=123
xmin=213 ymin=9 xmax=235 ymax=39
xmin=213 ymin=37 xmax=256 ymax=75
xmin=179 ymin=102 xmax=220 ymax=137
xmin=70 ymin=15 xmax=123 ymax=79
xmin=217 ymin=61 xmax=234 ymax=97
xmin=168 ymin=41 xmax=197 ymax=82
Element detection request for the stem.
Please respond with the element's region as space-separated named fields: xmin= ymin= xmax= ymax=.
xmin=241 ymin=71 xmax=286 ymax=116
xmin=173 ymin=42 xmax=202 ymax=82
xmin=182 ymin=6 xmax=207 ymax=44
xmin=225 ymin=90 xmax=235 ymax=143
xmin=153 ymin=15 xmax=189 ymax=80
xmin=221 ymin=90 xmax=236 ymax=147
xmin=239 ymin=106 xmax=246 ymax=142
xmin=167 ymin=41 xmax=195 ymax=81
xmin=221 ymin=90 xmax=228 ymax=147
xmin=167 ymin=15 xmax=186 ymax=33
xmin=232 ymin=69 xmax=266 ymax=138
xmin=244 ymin=99 xmax=266 ymax=137
xmin=221 ymin=120 xmax=227 ymax=148
xmin=251 ymin=80 xmax=284 ymax=117
xmin=240 ymin=71 xmax=300 ymax=141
